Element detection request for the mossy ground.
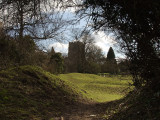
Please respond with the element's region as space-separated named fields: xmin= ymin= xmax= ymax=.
xmin=101 ymin=88 xmax=160 ymax=120
xmin=0 ymin=66 xmax=83 ymax=120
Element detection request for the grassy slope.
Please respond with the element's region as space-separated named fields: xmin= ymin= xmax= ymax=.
xmin=59 ymin=73 xmax=132 ymax=102
xmin=59 ymin=73 xmax=160 ymax=120
xmin=102 ymin=88 xmax=160 ymax=120
xmin=1 ymin=66 xmax=142 ymax=120
xmin=0 ymin=66 xmax=84 ymax=120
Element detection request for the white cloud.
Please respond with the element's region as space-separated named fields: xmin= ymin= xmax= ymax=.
xmin=92 ymin=31 xmax=116 ymax=45
xmin=92 ymin=31 xmax=117 ymax=56
xmin=49 ymin=42 xmax=68 ymax=53
xmin=48 ymin=31 xmax=116 ymax=56
xmin=95 ymin=42 xmax=110 ymax=55
xmin=48 ymin=31 xmax=125 ymax=58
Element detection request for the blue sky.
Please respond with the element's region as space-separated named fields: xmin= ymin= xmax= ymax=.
xmin=37 ymin=8 xmax=125 ymax=58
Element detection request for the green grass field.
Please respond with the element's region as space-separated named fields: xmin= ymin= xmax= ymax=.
xmin=59 ymin=73 xmax=133 ymax=102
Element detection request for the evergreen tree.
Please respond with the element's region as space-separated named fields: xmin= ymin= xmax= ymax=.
xmin=107 ymin=47 xmax=115 ymax=60
xmin=103 ymin=47 xmax=118 ymax=74
xmin=51 ymin=47 xmax=55 ymax=55
xmin=49 ymin=47 xmax=55 ymax=57
xmin=51 ymin=53 xmax=64 ymax=74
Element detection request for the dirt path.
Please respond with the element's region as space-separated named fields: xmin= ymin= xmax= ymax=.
xmin=54 ymin=102 xmax=111 ymax=120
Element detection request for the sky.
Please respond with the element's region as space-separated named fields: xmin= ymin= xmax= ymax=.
xmin=38 ymin=5 xmax=125 ymax=58
xmin=48 ymin=30 xmax=119 ymax=57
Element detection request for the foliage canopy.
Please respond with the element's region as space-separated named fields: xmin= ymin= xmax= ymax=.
xmin=78 ymin=0 xmax=160 ymax=91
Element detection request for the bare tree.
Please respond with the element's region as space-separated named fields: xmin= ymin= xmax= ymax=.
xmin=0 ymin=0 xmax=70 ymax=41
